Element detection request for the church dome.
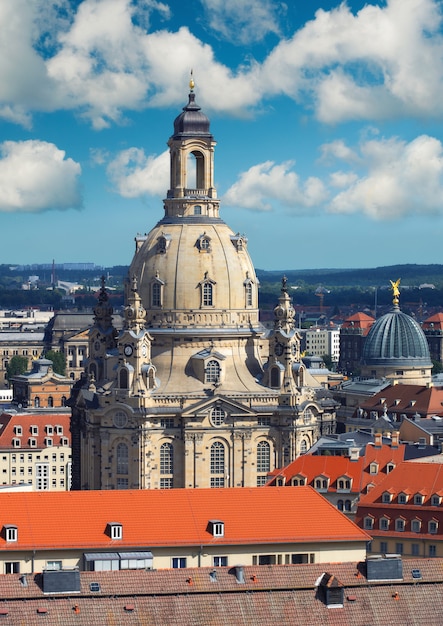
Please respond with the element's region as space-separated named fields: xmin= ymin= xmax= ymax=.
xmin=173 ymin=91 xmax=212 ymax=139
xmin=362 ymin=306 xmax=431 ymax=368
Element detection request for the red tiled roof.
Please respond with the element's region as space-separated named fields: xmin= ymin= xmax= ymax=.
xmin=268 ymin=441 xmax=407 ymax=494
xmin=0 ymin=487 xmax=369 ymax=552
xmin=360 ymin=385 xmax=443 ymax=418
xmin=0 ymin=412 xmax=71 ymax=449
xmin=423 ymin=312 xmax=443 ymax=329
xmin=342 ymin=312 xmax=375 ymax=333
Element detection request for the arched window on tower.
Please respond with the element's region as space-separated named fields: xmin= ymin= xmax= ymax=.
xmin=210 ymin=441 xmax=225 ymax=488
xmin=244 ymin=280 xmax=253 ymax=307
xmin=257 ymin=441 xmax=271 ymax=486
xmin=152 ymin=282 xmax=162 ymax=307
xmin=205 ymin=360 xmax=221 ymax=384
xmin=119 ymin=368 xmax=129 ymax=389
xmin=116 ymin=443 xmax=129 ymax=475
xmin=270 ymin=366 xmax=281 ymax=388
xmin=160 ymin=442 xmax=174 ymax=489
xmin=187 ymin=150 xmax=205 ymax=191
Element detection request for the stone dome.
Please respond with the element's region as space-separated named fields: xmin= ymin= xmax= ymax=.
xmin=362 ymin=305 xmax=431 ymax=368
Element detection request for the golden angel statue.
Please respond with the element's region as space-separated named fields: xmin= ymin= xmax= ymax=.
xmin=389 ymin=278 xmax=401 ymax=304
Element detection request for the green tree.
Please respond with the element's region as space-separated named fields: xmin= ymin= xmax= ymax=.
xmin=432 ymin=360 xmax=443 ymax=375
xmin=45 ymin=350 xmax=66 ymax=376
xmin=6 ymin=355 xmax=29 ymax=380
xmin=321 ymin=354 xmax=334 ymax=371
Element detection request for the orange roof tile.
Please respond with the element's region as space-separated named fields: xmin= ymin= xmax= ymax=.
xmin=360 ymin=385 xmax=443 ymax=418
xmin=0 ymin=487 xmax=369 ymax=552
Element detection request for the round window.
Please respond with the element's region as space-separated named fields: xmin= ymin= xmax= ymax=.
xmin=114 ymin=411 xmax=128 ymax=428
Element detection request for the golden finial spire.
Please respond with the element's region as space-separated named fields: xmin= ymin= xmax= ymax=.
xmin=389 ymin=278 xmax=401 ymax=306
xmin=189 ymin=69 xmax=195 ymax=91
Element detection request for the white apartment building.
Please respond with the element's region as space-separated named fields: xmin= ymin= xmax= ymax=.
xmin=304 ymin=327 xmax=340 ymax=365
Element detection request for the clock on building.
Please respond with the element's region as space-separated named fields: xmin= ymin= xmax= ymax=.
xmin=124 ymin=344 xmax=133 ymax=357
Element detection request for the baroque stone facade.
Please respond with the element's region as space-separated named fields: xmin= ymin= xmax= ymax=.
xmin=69 ymin=85 xmax=336 ymax=490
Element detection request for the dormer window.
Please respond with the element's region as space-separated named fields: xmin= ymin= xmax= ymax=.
xmin=205 ymin=360 xmax=221 ymax=384
xmin=369 ymin=462 xmax=379 ymax=475
xmin=398 ymin=492 xmax=409 ymax=504
xmin=291 ymin=475 xmax=306 ymax=486
xmin=46 ymin=426 xmax=53 ymax=435
xmin=208 ymin=520 xmax=224 ymax=537
xmin=231 ymin=233 xmax=248 ymax=252
xmin=108 ymin=523 xmax=123 ymax=540
xmin=429 ymin=519 xmax=439 ymax=534
xmin=382 ymin=491 xmax=393 ymax=503
xmin=197 ymin=233 xmax=211 ymax=252
xmin=411 ymin=519 xmax=421 ymax=533
xmin=156 ymin=234 xmax=171 ymax=254
xmin=431 ymin=495 xmax=441 ymax=506
xmin=413 ymin=493 xmax=424 ymax=505
xmin=30 ymin=425 xmax=38 ymax=436
xmin=14 ymin=426 xmax=22 ymax=436
xmin=314 ymin=476 xmax=329 ymax=491
xmin=12 ymin=438 xmax=20 ymax=448
xmin=364 ymin=516 xmax=374 ymax=530
xmin=44 ymin=438 xmax=53 ymax=447
xmin=337 ymin=476 xmax=352 ymax=491
xmin=28 ymin=438 xmax=37 ymax=448
xmin=4 ymin=525 xmax=17 ymax=542
xmin=386 ymin=462 xmax=395 ymax=473
xmin=395 ymin=518 xmax=405 ymax=532
xmin=379 ymin=517 xmax=390 ymax=530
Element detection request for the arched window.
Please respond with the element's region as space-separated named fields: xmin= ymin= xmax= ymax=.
xmin=160 ymin=443 xmax=174 ymax=475
xmin=89 ymin=362 xmax=97 ymax=380
xmin=48 ymin=396 xmax=53 ymax=408
xmin=61 ymin=396 xmax=67 ymax=407
xmin=194 ymin=205 xmax=202 ymax=215
xmin=34 ymin=397 xmax=40 ymax=408
xmin=300 ymin=439 xmax=308 ymax=454
xmin=270 ymin=367 xmax=281 ymax=388
xmin=205 ymin=360 xmax=220 ymax=384
xmin=116 ymin=443 xmax=129 ymax=475
xmin=337 ymin=499 xmax=344 ymax=511
xmin=257 ymin=441 xmax=271 ymax=473
xmin=119 ymin=368 xmax=129 ymax=389
xmin=210 ymin=441 xmax=225 ymax=487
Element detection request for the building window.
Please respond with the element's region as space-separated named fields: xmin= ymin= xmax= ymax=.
xmin=160 ymin=477 xmax=173 ymax=489
xmin=202 ymin=281 xmax=213 ymax=306
xmin=395 ymin=543 xmax=403 ymax=555
xmin=257 ymin=441 xmax=271 ymax=473
xmin=114 ymin=411 xmax=127 ymax=428
xmin=160 ymin=443 xmax=173 ymax=476
xmin=344 ymin=499 xmax=352 ymax=512
xmin=172 ymin=557 xmax=187 ymax=569
xmin=116 ymin=478 xmax=128 ymax=489
xmin=109 ymin=524 xmax=123 ymax=540
xmin=245 ymin=281 xmax=253 ymax=307
xmin=30 ymin=425 xmax=38 ymax=436
xmin=161 ymin=418 xmax=175 ymax=429
xmin=213 ymin=556 xmax=228 ymax=567
xmin=379 ymin=518 xmax=389 ymax=530
xmin=299 ymin=439 xmax=308 ymax=454
xmin=199 ymin=236 xmax=211 ymax=251
xmin=429 ymin=545 xmax=437 ymax=557
xmin=429 ymin=520 xmax=438 ymax=534
xmin=337 ymin=500 xmax=344 ymax=511
xmin=210 ymin=407 xmax=225 ymax=427
xmin=412 ymin=544 xmax=420 ymax=556
xmin=398 ymin=493 xmax=408 ymax=504
xmin=5 ymin=562 xmax=20 ymax=574
xmin=337 ymin=478 xmax=351 ymax=491
xmin=46 ymin=561 xmax=62 ymax=571
xmin=369 ymin=463 xmax=378 ymax=475
xmin=411 ymin=519 xmax=421 ymax=533
xmin=258 ymin=416 xmax=271 ymax=427
xmin=364 ymin=517 xmax=374 ymax=530
xmin=386 ymin=462 xmax=395 ymax=473
xmin=194 ymin=205 xmax=202 ymax=215
xmin=395 ymin=518 xmax=405 ymax=532
xmin=314 ymin=477 xmax=328 ymax=491
xmin=48 ymin=396 xmax=54 ymax=408
xmin=46 ymin=426 xmax=54 ymax=435
xmin=5 ymin=526 xmax=17 ymax=542
xmin=55 ymin=425 xmax=63 ymax=435
xmin=380 ymin=541 xmax=388 ymax=553
xmin=116 ymin=443 xmax=129 ymax=475
xmin=44 ymin=438 xmax=53 ymax=447
xmin=34 ymin=397 xmax=40 ymax=408
xmin=431 ymin=495 xmax=441 ymax=506
xmin=414 ymin=494 xmax=424 ymax=505
xmin=205 ymin=360 xmax=221 ymax=384
xmin=152 ymin=281 xmax=163 ymax=308
xmin=210 ymin=442 xmax=225 ymax=487
xmin=14 ymin=426 xmax=22 ymax=436
xmin=382 ymin=492 xmax=392 ymax=503
xmin=12 ymin=438 xmax=20 ymax=448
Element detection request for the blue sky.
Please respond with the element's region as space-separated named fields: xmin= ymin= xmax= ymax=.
xmin=2 ymin=0 xmax=443 ymax=271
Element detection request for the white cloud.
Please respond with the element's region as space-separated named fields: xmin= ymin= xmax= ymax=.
xmin=199 ymin=0 xmax=282 ymax=45
xmin=260 ymin=0 xmax=443 ymax=122
xmin=1 ymin=0 xmax=443 ymax=128
xmin=222 ymin=160 xmax=327 ymax=212
xmin=107 ymin=148 xmax=169 ymax=197
xmin=327 ymin=134 xmax=443 ymax=218
xmin=0 ymin=140 xmax=82 ymax=213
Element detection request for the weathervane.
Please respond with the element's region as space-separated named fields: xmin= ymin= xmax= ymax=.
xmin=189 ymin=69 xmax=195 ymax=92
xmin=389 ymin=278 xmax=401 ymax=306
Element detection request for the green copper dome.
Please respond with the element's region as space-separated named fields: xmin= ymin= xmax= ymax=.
xmin=362 ymin=306 xmax=431 ymax=368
